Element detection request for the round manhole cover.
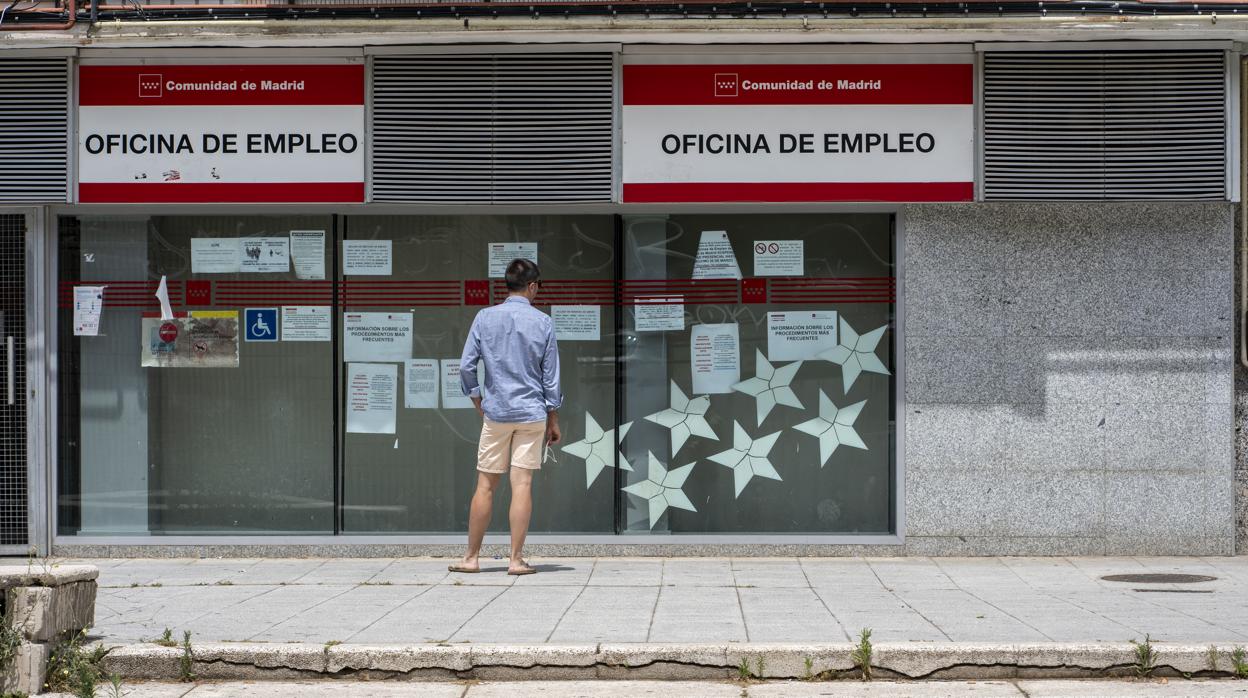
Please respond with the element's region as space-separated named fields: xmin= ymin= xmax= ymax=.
xmin=1100 ymin=573 xmax=1217 ymax=584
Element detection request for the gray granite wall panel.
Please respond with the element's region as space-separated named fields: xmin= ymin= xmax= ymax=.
xmin=903 ymin=203 xmax=1235 ymax=555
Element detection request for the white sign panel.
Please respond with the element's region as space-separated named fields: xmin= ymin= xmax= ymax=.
xmin=691 ymin=323 xmax=740 ymax=394
xmin=753 ymin=240 xmax=804 ymax=276
xmin=622 ymin=61 xmax=974 ymax=203
xmin=488 ymin=242 xmax=538 ymax=278
xmin=343 ymin=312 xmax=412 ymax=362
xmin=77 ymin=64 xmax=365 ymax=204
xmin=281 ymin=306 xmax=331 ymax=342
xmin=767 ymin=310 xmax=838 ymax=361
xmin=441 ymin=359 xmax=475 ymax=409
xmin=191 ymin=238 xmax=241 ymax=273
xmin=290 ymin=230 xmax=326 ymax=280
xmin=346 ymin=363 xmax=397 ymax=435
xmin=404 ymin=358 xmax=439 ymax=409
xmin=692 ymin=231 xmax=742 ymax=280
xmin=73 ymin=286 xmax=105 ymax=336
xmin=634 ymin=298 xmax=685 ymax=332
xmin=552 ymin=305 xmax=601 ymax=341
xmin=239 ymin=237 xmax=289 ymax=273
xmin=343 ymin=240 xmax=392 ymax=276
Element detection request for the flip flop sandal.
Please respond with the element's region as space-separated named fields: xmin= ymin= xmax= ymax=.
xmin=448 ymin=564 xmax=481 ymax=574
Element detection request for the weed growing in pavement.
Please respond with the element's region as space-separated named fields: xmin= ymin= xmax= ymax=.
xmin=0 ymin=604 xmax=24 ymax=674
xmin=106 ymin=673 xmax=124 ymax=698
xmin=803 ymin=656 xmax=814 ymax=680
xmin=851 ymin=628 xmax=873 ymax=681
xmin=1206 ymin=645 xmax=1219 ymax=672
xmin=1130 ymin=635 xmax=1157 ymax=678
xmin=1232 ymin=646 xmax=1248 ymax=679
xmin=214 ymin=580 xmax=233 ymax=586
xmin=736 ymin=657 xmax=753 ymax=681
xmin=147 ymin=627 xmax=177 ymax=648
xmin=324 ymin=640 xmax=342 ymax=649
xmin=46 ymin=629 xmax=108 ymax=698
xmin=178 ymin=631 xmax=196 ymax=683
xmin=1 ymin=690 xmax=29 ymax=698
xmin=755 ymin=657 xmax=766 ymax=679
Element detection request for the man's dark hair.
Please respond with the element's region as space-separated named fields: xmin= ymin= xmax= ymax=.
xmin=504 ymin=258 xmax=541 ymax=291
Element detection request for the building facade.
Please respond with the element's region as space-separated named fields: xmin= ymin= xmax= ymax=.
xmin=0 ymin=17 xmax=1242 ymax=555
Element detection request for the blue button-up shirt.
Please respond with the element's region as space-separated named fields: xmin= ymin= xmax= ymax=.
xmin=460 ymin=296 xmax=563 ymax=423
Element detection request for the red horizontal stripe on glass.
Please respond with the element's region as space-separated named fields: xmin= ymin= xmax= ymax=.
xmin=624 ymin=64 xmax=972 ymax=106
xmin=79 ymin=65 xmax=365 ymax=106
xmin=623 ymin=182 xmax=972 ymax=203
xmin=78 ymin=182 xmax=365 ymax=204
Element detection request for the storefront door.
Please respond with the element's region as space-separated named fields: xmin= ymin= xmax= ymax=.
xmin=0 ymin=212 xmax=31 ymax=553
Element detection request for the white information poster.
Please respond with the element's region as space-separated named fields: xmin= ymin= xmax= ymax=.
xmin=343 ymin=312 xmax=412 ymax=362
xmin=346 ymin=362 xmax=397 ymax=435
xmin=691 ymin=323 xmax=740 ymax=394
xmin=692 ymin=231 xmax=742 ymax=280
xmin=239 ymin=237 xmax=290 ymax=273
xmin=281 ymin=306 xmax=332 ymax=342
xmin=753 ymin=240 xmax=804 ymax=276
xmin=190 ymin=238 xmax=241 ymax=273
xmin=634 ymin=298 xmax=685 ymax=332
xmin=404 ymin=358 xmax=439 ymax=409
xmin=441 ymin=359 xmax=475 ymax=409
xmin=290 ymin=230 xmax=326 ymax=280
xmin=343 ymin=240 xmax=393 ymax=276
xmin=552 ymin=305 xmax=601 ymax=341
xmin=767 ymin=310 xmax=839 ymax=361
xmin=488 ymin=242 xmax=538 ymax=278
xmin=73 ymin=286 xmax=105 ymax=336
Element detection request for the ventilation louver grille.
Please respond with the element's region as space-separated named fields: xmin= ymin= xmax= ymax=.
xmin=0 ymin=58 xmax=69 ymax=203
xmin=371 ymin=53 xmax=614 ymax=203
xmin=983 ymin=50 xmax=1227 ymax=200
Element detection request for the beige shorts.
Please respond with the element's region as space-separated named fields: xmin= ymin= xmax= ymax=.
xmin=477 ymin=417 xmax=546 ymax=473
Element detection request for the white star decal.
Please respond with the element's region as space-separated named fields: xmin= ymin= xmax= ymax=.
xmin=707 ymin=421 xmax=783 ymax=498
xmin=644 ymin=381 xmax=718 ymax=454
xmin=819 ymin=318 xmax=890 ymax=393
xmin=731 ymin=350 xmax=804 ymax=426
xmin=621 ymin=452 xmax=697 ymax=529
xmin=792 ymin=391 xmax=868 ymax=467
xmin=560 ymin=413 xmax=633 ymax=489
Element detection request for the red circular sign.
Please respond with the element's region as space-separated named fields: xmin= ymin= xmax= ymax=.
xmin=158 ymin=322 xmax=178 ymax=343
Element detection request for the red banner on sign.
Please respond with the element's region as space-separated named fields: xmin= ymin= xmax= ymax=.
xmin=79 ymin=64 xmax=365 ymax=106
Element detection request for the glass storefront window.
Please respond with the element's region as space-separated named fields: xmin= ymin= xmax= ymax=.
xmin=55 ymin=212 xmax=895 ymax=538
xmin=57 ymin=215 xmax=336 ymax=535
xmin=621 ymin=214 xmax=895 ymax=534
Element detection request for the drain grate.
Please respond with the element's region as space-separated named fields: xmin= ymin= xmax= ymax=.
xmin=1101 ymin=573 xmax=1216 ymax=584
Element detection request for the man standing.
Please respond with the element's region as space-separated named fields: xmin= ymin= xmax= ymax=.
xmin=451 ymin=258 xmax=562 ymax=576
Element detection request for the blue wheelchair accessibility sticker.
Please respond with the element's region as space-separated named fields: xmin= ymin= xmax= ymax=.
xmin=244 ymin=308 xmax=279 ymax=342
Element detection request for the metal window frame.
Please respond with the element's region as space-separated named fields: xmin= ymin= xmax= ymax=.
xmin=44 ymin=201 xmax=907 ymax=549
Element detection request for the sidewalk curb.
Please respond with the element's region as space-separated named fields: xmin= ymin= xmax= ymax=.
xmin=98 ymin=642 xmax=1246 ymax=681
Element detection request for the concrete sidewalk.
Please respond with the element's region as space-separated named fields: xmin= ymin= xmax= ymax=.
xmin=82 ymin=556 xmax=1248 ymax=645
xmin=35 ymin=555 xmax=1248 ymax=681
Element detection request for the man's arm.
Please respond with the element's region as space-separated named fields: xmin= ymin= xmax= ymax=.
xmin=460 ymin=315 xmax=484 ymax=417
xmin=541 ymin=320 xmax=563 ymax=444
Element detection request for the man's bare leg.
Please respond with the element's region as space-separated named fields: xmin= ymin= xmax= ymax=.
xmin=458 ymin=471 xmax=501 ymax=571
xmin=508 ymin=466 xmax=534 ymax=573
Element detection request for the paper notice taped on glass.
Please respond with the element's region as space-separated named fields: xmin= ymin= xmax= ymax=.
xmin=281 ymin=306 xmax=331 ymax=342
xmin=441 ymin=359 xmax=476 ymax=409
xmin=190 ymin=238 xmax=241 ymax=274
xmin=488 ymin=242 xmax=538 ymax=278
xmin=634 ymin=297 xmax=685 ymax=332
xmin=767 ymin=310 xmax=838 ymax=361
xmin=692 ymin=231 xmax=741 ymax=280
xmin=691 ymin=323 xmax=740 ymax=394
xmin=343 ymin=312 xmax=412 ymax=362
xmin=343 ymin=240 xmax=392 ymax=276
xmin=753 ymin=240 xmax=804 ymax=276
xmin=141 ymin=311 xmax=239 ymax=368
xmin=73 ymin=286 xmax=105 ymax=336
xmin=154 ymin=275 xmax=174 ymax=320
xmin=346 ymin=362 xmax=397 ymax=434
xmin=290 ymin=230 xmax=326 ymax=280
xmin=239 ymin=237 xmax=290 ymax=273
xmin=552 ymin=305 xmax=600 ymax=341
xmin=404 ymin=358 xmax=439 ymax=409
